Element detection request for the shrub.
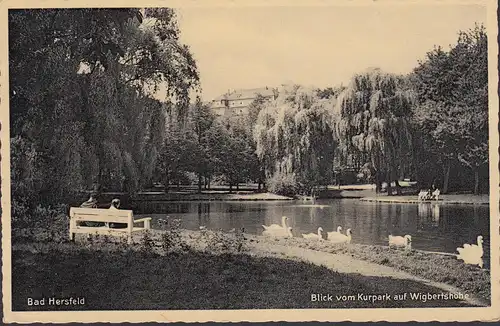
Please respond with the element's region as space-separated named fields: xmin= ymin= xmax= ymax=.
xmin=200 ymin=228 xmax=248 ymax=254
xmin=140 ymin=230 xmax=156 ymax=256
xmin=266 ymin=171 xmax=301 ymax=197
xmin=158 ymin=218 xmax=190 ymax=253
xmin=12 ymin=200 xmax=69 ymax=243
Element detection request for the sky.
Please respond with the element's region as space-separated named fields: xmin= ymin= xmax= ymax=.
xmin=174 ymin=4 xmax=487 ymax=101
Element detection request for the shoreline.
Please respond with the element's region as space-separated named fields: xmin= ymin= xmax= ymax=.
xmin=360 ymin=194 xmax=489 ymax=205
xmin=130 ymin=192 xmax=294 ymax=202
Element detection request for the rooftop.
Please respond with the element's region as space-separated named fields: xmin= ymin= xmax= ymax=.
xmin=213 ymin=87 xmax=275 ymax=101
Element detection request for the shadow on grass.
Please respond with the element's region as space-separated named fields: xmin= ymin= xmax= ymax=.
xmin=12 ymin=243 xmax=476 ymax=311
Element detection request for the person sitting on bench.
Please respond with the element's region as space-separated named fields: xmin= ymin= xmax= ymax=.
xmin=431 ymin=188 xmax=440 ymax=200
xmin=109 ymin=199 xmax=128 ymax=229
xmin=80 ymin=193 xmax=98 ymax=208
xmin=80 ymin=192 xmax=105 ymax=227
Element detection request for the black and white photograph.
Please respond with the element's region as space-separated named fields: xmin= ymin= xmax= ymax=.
xmin=1 ymin=0 xmax=499 ymax=323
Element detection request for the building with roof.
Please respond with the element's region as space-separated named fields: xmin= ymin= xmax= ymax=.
xmin=209 ymin=86 xmax=276 ymax=117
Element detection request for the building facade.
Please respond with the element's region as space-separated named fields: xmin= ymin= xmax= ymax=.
xmin=209 ymin=87 xmax=275 ymax=117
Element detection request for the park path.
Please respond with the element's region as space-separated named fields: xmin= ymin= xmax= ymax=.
xmin=245 ymin=240 xmax=488 ymax=307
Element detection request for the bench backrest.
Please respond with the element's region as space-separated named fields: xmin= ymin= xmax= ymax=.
xmin=70 ymin=207 xmax=133 ymax=224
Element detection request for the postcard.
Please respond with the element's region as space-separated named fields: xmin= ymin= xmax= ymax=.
xmin=1 ymin=0 xmax=499 ymax=323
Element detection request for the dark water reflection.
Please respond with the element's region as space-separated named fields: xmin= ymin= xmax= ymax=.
xmin=136 ymin=199 xmax=490 ymax=267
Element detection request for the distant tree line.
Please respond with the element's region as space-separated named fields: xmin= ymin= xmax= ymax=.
xmin=251 ymin=24 xmax=488 ymax=196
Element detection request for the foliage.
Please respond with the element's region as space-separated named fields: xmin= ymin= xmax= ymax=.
xmin=253 ymin=85 xmax=337 ymax=194
xmin=411 ymin=23 xmax=488 ymax=193
xmin=158 ymin=218 xmax=190 ymax=253
xmin=335 ymin=68 xmax=416 ymax=193
xmin=199 ymin=228 xmax=247 ymax=254
xmin=140 ymin=230 xmax=156 ymax=256
xmin=10 ymin=8 xmax=199 ymax=209
xmin=266 ymin=171 xmax=301 ymax=197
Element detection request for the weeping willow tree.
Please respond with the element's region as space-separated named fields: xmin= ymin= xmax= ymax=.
xmin=335 ymin=68 xmax=416 ymax=194
xmin=9 ymin=8 xmax=199 ymax=208
xmin=253 ymin=85 xmax=337 ymax=194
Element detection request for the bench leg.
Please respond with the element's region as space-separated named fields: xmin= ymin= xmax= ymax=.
xmin=69 ymin=219 xmax=75 ymax=242
xmin=145 ymin=219 xmax=151 ymax=230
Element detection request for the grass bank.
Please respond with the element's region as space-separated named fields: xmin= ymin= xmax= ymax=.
xmin=11 ymin=221 xmax=489 ymax=310
xmin=251 ymin=235 xmax=491 ymax=303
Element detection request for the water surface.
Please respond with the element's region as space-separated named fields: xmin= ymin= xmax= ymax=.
xmin=136 ymin=199 xmax=490 ymax=267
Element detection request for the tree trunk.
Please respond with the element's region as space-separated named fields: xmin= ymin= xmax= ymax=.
xmin=386 ymin=170 xmax=393 ymax=196
xmin=236 ymin=183 xmax=239 ymax=191
xmin=229 ymin=183 xmax=233 ymax=193
xmin=443 ymin=160 xmax=451 ymax=194
xmin=197 ymin=173 xmax=202 ymax=194
xmin=375 ymin=171 xmax=382 ymax=193
xmin=474 ymin=169 xmax=479 ymax=195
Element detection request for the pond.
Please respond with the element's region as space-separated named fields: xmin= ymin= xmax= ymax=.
xmin=136 ymin=199 xmax=491 ymax=267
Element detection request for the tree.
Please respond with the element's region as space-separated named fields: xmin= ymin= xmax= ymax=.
xmin=253 ymin=85 xmax=337 ymax=195
xmin=335 ymin=68 xmax=416 ymax=194
xmin=189 ymin=98 xmax=217 ymax=193
xmin=157 ymin=126 xmax=199 ymax=192
xmin=9 ymin=8 xmax=199 ymax=208
xmin=412 ymin=23 xmax=488 ymax=194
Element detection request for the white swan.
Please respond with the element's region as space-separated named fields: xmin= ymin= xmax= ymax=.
xmin=329 ymin=228 xmax=352 ymax=244
xmin=262 ymin=216 xmax=288 ymax=231
xmin=327 ymin=226 xmax=343 ymax=240
xmin=302 ymin=227 xmax=324 ymax=240
xmin=457 ymin=235 xmax=484 ymax=268
xmin=263 ymin=226 xmax=293 ymax=238
xmin=388 ymin=234 xmax=412 ymax=249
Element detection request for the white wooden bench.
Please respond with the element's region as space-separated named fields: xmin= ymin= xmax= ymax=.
xmin=69 ymin=207 xmax=151 ymax=244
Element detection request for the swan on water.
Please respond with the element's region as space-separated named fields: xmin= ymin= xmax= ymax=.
xmin=302 ymin=227 xmax=324 ymax=240
xmin=388 ymin=234 xmax=412 ymax=249
xmin=327 ymin=226 xmax=343 ymax=240
xmin=457 ymin=235 xmax=484 ymax=268
xmin=263 ymin=226 xmax=293 ymax=238
xmin=328 ymin=228 xmax=352 ymax=244
xmin=262 ymin=216 xmax=289 ymax=231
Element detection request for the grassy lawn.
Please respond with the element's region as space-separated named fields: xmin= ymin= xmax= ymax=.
xmin=11 ymin=224 xmax=486 ymax=310
xmin=12 ymin=242 xmax=474 ymax=310
xmin=259 ymin=236 xmax=491 ymax=303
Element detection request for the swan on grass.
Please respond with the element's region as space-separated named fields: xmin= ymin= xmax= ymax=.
xmin=457 ymin=235 xmax=484 ymax=268
xmin=329 ymin=228 xmax=352 ymax=244
xmin=388 ymin=234 xmax=412 ymax=250
xmin=262 ymin=216 xmax=289 ymax=231
xmin=302 ymin=227 xmax=324 ymax=240
xmin=263 ymin=226 xmax=293 ymax=238
xmin=327 ymin=226 xmax=343 ymax=240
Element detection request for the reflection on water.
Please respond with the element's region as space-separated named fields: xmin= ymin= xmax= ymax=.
xmin=136 ymin=199 xmax=490 ymax=267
